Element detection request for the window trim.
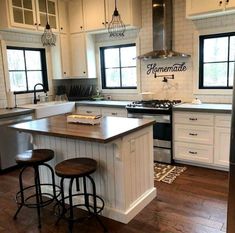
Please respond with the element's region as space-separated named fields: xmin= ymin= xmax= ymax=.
xmin=199 ymin=32 xmax=235 ymax=90
xmin=7 ymin=46 xmax=49 ymax=94
xmin=100 ymin=43 xmax=137 ymax=90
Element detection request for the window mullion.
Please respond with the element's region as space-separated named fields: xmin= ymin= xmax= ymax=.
xmin=119 ymin=48 xmax=122 ymax=88
xmin=23 ymin=50 xmax=29 ymax=92
xmin=227 ymin=36 xmax=230 ymax=87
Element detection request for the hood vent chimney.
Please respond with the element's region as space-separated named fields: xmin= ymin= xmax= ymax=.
xmin=138 ymin=0 xmax=190 ymax=59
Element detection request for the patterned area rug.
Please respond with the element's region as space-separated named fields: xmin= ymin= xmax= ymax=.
xmin=154 ymin=163 xmax=187 ymax=184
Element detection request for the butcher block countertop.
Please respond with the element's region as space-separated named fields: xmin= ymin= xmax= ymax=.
xmin=10 ymin=115 xmax=155 ymax=143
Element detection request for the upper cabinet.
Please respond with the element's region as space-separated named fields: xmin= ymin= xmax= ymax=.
xmin=0 ymin=0 xmax=59 ymax=31
xmin=83 ymin=0 xmax=106 ymax=31
xmin=186 ymin=0 xmax=235 ymax=19
xmin=58 ymin=0 xmax=68 ymax=33
xmin=68 ymin=0 xmax=84 ymax=34
xmin=68 ymin=0 xmax=141 ymax=33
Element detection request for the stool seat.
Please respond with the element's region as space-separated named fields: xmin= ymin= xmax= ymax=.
xmin=15 ymin=149 xmax=54 ymax=165
xmin=55 ymin=158 xmax=97 ymax=178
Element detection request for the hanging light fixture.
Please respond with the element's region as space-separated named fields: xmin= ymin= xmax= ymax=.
xmin=41 ymin=0 xmax=56 ymax=46
xmin=108 ymin=0 xmax=126 ymax=37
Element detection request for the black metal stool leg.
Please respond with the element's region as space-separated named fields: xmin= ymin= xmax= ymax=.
xmin=83 ymin=176 xmax=91 ymax=214
xmin=14 ymin=166 xmax=27 ymax=219
xmin=87 ymin=175 xmax=108 ymax=233
xmin=44 ymin=163 xmax=57 ymax=200
xmin=56 ymin=178 xmax=66 ymax=225
xmin=68 ymin=178 xmax=74 ymax=233
xmin=34 ymin=165 xmax=42 ymax=228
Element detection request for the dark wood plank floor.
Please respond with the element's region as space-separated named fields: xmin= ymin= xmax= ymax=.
xmin=0 ymin=165 xmax=228 ymax=233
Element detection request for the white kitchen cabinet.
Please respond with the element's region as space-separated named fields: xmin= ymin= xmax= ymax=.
xmin=101 ymin=107 xmax=127 ymax=117
xmin=68 ymin=0 xmax=84 ymax=34
xmin=173 ymin=111 xmax=231 ymax=169
xmin=186 ymin=0 xmax=235 ymax=19
xmin=70 ymin=33 xmax=96 ymax=78
xmin=76 ymin=106 xmax=102 ymax=115
xmin=105 ymin=0 xmax=142 ymax=29
xmin=83 ymin=0 xmax=106 ymax=31
xmin=58 ymin=0 xmax=68 ymax=33
xmin=76 ymin=106 xmax=127 ymax=117
xmin=0 ymin=0 xmax=59 ymax=31
xmin=214 ymin=114 xmax=231 ymax=167
xmin=68 ymin=0 xmax=141 ymax=33
xmin=60 ymin=34 xmax=71 ymax=77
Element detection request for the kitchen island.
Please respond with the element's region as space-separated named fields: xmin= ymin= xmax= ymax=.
xmin=11 ymin=115 xmax=156 ymax=224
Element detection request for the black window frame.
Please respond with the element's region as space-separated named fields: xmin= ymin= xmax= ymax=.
xmin=100 ymin=43 xmax=137 ymax=89
xmin=7 ymin=46 xmax=49 ymax=94
xmin=199 ymin=32 xmax=235 ymax=89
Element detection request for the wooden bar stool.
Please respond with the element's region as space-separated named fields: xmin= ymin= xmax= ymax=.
xmin=55 ymin=157 xmax=107 ymax=233
xmin=14 ymin=149 xmax=59 ymax=228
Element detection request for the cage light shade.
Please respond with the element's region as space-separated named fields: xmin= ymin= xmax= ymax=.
xmin=41 ymin=23 xmax=56 ymax=47
xmin=108 ymin=8 xmax=126 ymax=37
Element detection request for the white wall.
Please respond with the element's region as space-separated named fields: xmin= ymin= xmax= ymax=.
xmin=96 ymin=0 xmax=235 ymax=103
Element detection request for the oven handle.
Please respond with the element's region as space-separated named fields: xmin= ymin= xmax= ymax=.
xmin=127 ymin=113 xmax=171 ymax=123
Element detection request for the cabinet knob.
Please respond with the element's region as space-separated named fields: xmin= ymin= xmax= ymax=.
xmin=80 ymin=26 xmax=83 ymax=29
xmin=64 ymin=71 xmax=66 ymax=74
xmin=102 ymin=22 xmax=105 ymax=25
xmin=106 ymin=21 xmax=109 ymax=24
xmin=38 ymin=23 xmax=41 ymax=26
xmin=83 ymin=71 xmax=86 ymax=74
xmin=219 ymin=0 xmax=223 ymax=6
xmin=34 ymin=23 xmax=37 ymax=25
xmin=60 ymin=27 xmax=63 ymax=30
xmin=226 ymin=0 xmax=229 ymax=4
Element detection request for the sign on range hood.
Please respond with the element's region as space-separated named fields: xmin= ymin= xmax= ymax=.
xmin=138 ymin=0 xmax=190 ymax=60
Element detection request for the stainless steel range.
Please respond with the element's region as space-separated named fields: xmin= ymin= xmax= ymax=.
xmin=126 ymin=100 xmax=181 ymax=164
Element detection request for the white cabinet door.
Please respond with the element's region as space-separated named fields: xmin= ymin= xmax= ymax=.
xmin=225 ymin=0 xmax=235 ymax=10
xmin=101 ymin=107 xmax=127 ymax=117
xmin=60 ymin=34 xmax=71 ymax=77
xmin=58 ymin=0 xmax=68 ymax=33
xmin=76 ymin=106 xmax=101 ymax=115
xmin=36 ymin=0 xmax=59 ymax=31
xmin=186 ymin=0 xmax=224 ymax=18
xmin=174 ymin=142 xmax=213 ymax=164
xmin=9 ymin=0 xmax=37 ymax=29
xmin=68 ymin=0 xmax=84 ymax=33
xmin=214 ymin=127 xmax=230 ymax=167
xmin=83 ymin=0 xmax=106 ymax=31
xmin=70 ymin=33 xmax=87 ymax=77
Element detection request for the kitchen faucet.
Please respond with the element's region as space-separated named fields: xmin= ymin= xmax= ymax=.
xmin=33 ymin=83 xmax=47 ymax=104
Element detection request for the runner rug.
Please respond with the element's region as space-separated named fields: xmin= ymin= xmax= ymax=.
xmin=154 ymin=162 xmax=187 ymax=184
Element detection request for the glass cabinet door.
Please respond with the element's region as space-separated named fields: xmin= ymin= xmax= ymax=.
xmin=10 ymin=0 xmax=36 ymax=28
xmin=37 ymin=0 xmax=58 ymax=30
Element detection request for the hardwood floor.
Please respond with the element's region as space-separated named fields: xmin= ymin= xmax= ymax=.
xmin=0 ymin=165 xmax=228 ymax=233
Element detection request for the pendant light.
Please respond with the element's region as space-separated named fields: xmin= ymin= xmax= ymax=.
xmin=108 ymin=0 xmax=126 ymax=37
xmin=41 ymin=0 xmax=56 ymax=46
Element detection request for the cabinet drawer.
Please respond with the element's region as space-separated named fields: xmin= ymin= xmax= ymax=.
xmin=215 ymin=114 xmax=231 ymax=128
xmin=174 ymin=124 xmax=214 ymax=145
xmin=76 ymin=106 xmax=101 ymax=115
xmin=101 ymin=108 xmax=127 ymax=117
xmin=174 ymin=112 xmax=214 ymax=126
xmin=174 ymin=142 xmax=213 ymax=164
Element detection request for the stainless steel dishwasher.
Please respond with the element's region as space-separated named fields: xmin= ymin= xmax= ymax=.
xmin=0 ymin=113 xmax=33 ymax=170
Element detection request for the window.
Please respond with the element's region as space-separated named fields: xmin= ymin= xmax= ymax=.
xmin=199 ymin=32 xmax=235 ymax=89
xmin=100 ymin=44 xmax=137 ymax=89
xmin=7 ymin=47 xmax=48 ymax=93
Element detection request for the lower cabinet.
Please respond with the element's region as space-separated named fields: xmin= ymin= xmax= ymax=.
xmin=173 ymin=111 xmax=231 ymax=169
xmin=76 ymin=106 xmax=127 ymax=117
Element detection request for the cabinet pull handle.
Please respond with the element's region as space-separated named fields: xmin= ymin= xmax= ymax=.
xmin=111 ymin=112 xmax=117 ymax=116
xmin=189 ymin=118 xmax=197 ymax=121
xmin=189 ymin=151 xmax=197 ymax=155
xmin=86 ymin=111 xmax=92 ymax=114
xmin=189 ymin=133 xmax=198 ymax=136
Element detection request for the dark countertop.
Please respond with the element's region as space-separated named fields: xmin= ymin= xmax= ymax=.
xmin=76 ymin=100 xmax=132 ymax=108
xmin=173 ymin=103 xmax=232 ymax=114
xmin=10 ymin=115 xmax=155 ymax=143
xmin=0 ymin=108 xmax=34 ymax=119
